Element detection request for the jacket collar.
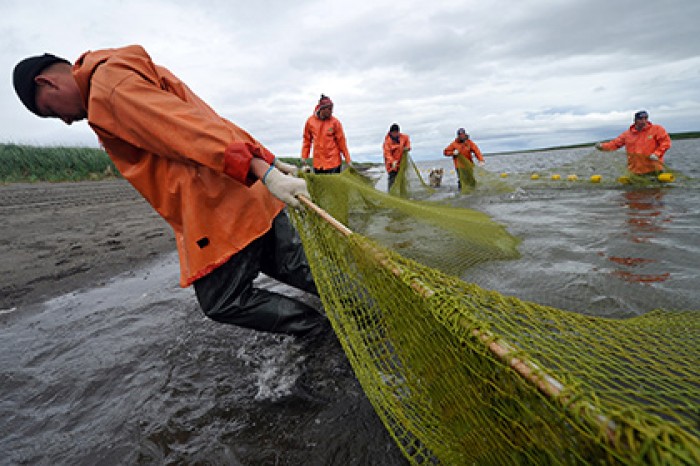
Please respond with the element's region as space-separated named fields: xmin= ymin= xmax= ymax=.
xmin=629 ymin=121 xmax=653 ymax=134
xmin=72 ymin=45 xmax=152 ymax=111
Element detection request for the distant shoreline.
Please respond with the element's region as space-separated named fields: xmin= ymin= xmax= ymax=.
xmin=485 ymin=131 xmax=699 ymax=156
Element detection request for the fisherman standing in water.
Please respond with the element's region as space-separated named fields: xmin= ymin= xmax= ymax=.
xmin=595 ymin=110 xmax=671 ymax=175
xmin=383 ymin=123 xmax=411 ymax=190
xmin=443 ymin=128 xmax=485 ymax=190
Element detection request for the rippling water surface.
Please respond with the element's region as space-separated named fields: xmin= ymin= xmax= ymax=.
xmin=1 ymin=140 xmax=697 ymax=464
xmin=1 ymin=257 xmax=406 ymax=465
xmin=416 ymin=139 xmax=700 ymax=316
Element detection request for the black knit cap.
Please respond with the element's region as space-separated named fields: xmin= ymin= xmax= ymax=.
xmin=389 ymin=123 xmax=400 ymax=132
xmin=13 ymin=53 xmax=71 ymax=116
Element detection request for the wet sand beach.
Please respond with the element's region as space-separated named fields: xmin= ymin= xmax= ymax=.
xmin=0 ymin=179 xmax=175 ymax=310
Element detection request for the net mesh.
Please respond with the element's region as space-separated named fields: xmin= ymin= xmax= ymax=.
xmin=389 ymin=152 xmax=435 ymax=199
xmin=289 ymin=168 xmax=699 ymax=465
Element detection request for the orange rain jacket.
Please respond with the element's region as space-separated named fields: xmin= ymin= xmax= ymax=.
xmin=72 ymin=45 xmax=284 ymax=287
xmin=301 ymin=115 xmax=351 ymax=170
xmin=599 ymin=122 xmax=671 ymax=175
xmin=383 ymin=133 xmax=411 ymax=173
xmin=443 ymin=138 xmax=484 ymax=169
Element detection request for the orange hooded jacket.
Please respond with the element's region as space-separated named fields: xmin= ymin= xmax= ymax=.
xmin=72 ymin=45 xmax=284 ymax=287
xmin=383 ymin=133 xmax=411 ymax=173
xmin=599 ymin=122 xmax=671 ymax=175
xmin=443 ymin=138 xmax=484 ymax=169
xmin=301 ymin=114 xmax=351 ymax=170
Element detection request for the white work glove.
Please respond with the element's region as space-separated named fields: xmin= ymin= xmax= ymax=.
xmin=649 ymin=154 xmax=659 ymax=161
xmin=595 ymin=142 xmax=604 ymax=151
xmin=391 ymin=160 xmax=398 ymax=170
xmin=478 ymin=160 xmax=486 ymax=167
xmin=262 ymin=167 xmax=309 ymax=208
xmin=452 ymin=149 xmax=460 ymax=156
xmin=273 ymin=158 xmax=299 ymax=175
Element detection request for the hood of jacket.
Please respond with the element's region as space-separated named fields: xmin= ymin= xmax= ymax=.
xmin=73 ymin=45 xmax=157 ymax=112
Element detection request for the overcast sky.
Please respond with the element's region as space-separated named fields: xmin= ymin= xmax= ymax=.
xmin=2 ymin=0 xmax=699 ymax=162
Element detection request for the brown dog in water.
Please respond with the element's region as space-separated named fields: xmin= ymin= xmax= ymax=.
xmin=429 ymin=168 xmax=444 ymax=188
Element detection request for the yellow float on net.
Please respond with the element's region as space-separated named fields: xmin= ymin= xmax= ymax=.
xmin=618 ymin=176 xmax=631 ymax=184
xmin=500 ymin=173 xmax=508 ymax=178
xmin=551 ymin=174 xmax=561 ymax=180
xmin=590 ymin=175 xmax=602 ymax=183
xmin=567 ymin=174 xmax=579 ymax=181
xmin=658 ymin=173 xmax=675 ymax=183
xmin=531 ymin=173 xmax=540 ymax=180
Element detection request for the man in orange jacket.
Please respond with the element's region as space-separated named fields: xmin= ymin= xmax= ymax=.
xmin=301 ymin=94 xmax=352 ymax=174
xmin=443 ymin=128 xmax=485 ymax=190
xmin=13 ymin=46 xmax=327 ymax=337
xmin=595 ymin=110 xmax=671 ymax=175
xmin=383 ymin=123 xmax=411 ymax=190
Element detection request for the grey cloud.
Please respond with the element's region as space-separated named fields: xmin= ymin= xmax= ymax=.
xmin=1 ymin=0 xmax=699 ymax=161
xmin=485 ymin=1 xmax=700 ymax=61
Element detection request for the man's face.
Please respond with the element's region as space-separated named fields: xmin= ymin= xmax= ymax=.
xmin=34 ymin=74 xmax=87 ymax=125
xmin=634 ymin=115 xmax=648 ymax=131
xmin=318 ymin=106 xmax=332 ymax=120
xmin=389 ymin=129 xmax=400 ymax=139
xmin=458 ymin=132 xmax=468 ymax=142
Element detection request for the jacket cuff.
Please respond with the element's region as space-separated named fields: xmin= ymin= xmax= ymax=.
xmin=257 ymin=146 xmax=276 ymax=165
xmin=223 ymin=141 xmax=278 ymax=185
xmin=223 ymin=142 xmax=254 ymax=184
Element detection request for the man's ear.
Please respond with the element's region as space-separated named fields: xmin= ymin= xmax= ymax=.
xmin=34 ymin=74 xmax=58 ymax=89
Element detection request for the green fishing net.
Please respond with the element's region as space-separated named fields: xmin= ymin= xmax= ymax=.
xmin=289 ymin=167 xmax=699 ymax=465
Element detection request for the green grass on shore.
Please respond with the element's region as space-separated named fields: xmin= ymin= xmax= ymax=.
xmin=669 ymin=131 xmax=700 ymax=140
xmin=0 ymin=145 xmax=378 ymax=183
xmin=0 ymin=143 xmax=119 ymax=183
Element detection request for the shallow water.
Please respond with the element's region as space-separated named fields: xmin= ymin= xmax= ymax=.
xmin=1 ymin=140 xmax=697 ymax=465
xmin=0 ymin=254 xmax=406 ymax=465
xmin=414 ymin=138 xmax=700 ymax=316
